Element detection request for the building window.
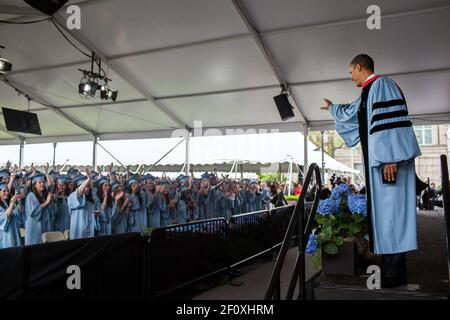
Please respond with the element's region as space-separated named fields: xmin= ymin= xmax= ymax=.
xmin=414 ymin=125 xmax=433 ymax=145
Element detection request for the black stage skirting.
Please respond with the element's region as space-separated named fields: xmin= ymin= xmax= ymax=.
xmin=0 ymin=206 xmax=294 ymax=299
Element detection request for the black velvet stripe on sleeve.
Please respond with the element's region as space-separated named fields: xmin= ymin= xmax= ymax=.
xmin=370 ymin=109 xmax=409 ymax=125
xmin=372 ymin=99 xmax=406 ymax=110
xmin=369 ymin=120 xmax=412 ymax=135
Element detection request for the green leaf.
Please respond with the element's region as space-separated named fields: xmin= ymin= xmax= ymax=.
xmin=348 ymin=224 xmax=361 ymax=235
xmin=323 ymin=241 xmax=339 ymax=255
xmin=353 ymin=214 xmax=365 ymax=223
xmin=315 ymin=216 xmax=329 ymax=225
xmin=335 ymin=237 xmax=344 ymax=246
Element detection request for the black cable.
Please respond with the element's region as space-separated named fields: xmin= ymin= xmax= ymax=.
xmin=0 ymin=18 xmax=51 ymax=25
xmin=49 ymin=18 xmax=91 ymax=59
xmin=49 ymin=18 xmax=109 ymax=77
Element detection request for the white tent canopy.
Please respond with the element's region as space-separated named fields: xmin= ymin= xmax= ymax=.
xmin=118 ymin=132 xmax=357 ymax=173
xmin=0 ymin=0 xmax=448 ymax=146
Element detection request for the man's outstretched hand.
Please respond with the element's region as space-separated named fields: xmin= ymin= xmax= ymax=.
xmin=321 ymin=99 xmax=332 ymax=110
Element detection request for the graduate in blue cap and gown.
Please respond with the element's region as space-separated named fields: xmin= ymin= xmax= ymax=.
xmin=323 ymin=54 xmax=421 ymax=288
xmin=168 ymin=181 xmax=178 ymax=224
xmin=191 ymin=180 xmax=200 ymax=221
xmin=240 ymin=180 xmax=250 ymax=213
xmin=177 ymin=185 xmax=190 ymax=224
xmin=216 ymin=184 xmax=227 ymax=219
xmin=248 ymin=182 xmax=257 ymax=212
xmin=253 ymin=183 xmax=263 ymax=212
xmin=68 ymin=172 xmax=97 ymax=239
xmin=127 ymin=177 xmax=147 ymax=232
xmin=176 ymin=176 xmax=192 ymax=224
xmin=145 ymin=178 xmax=160 ymax=229
xmin=0 ymin=182 xmax=24 ymax=248
xmin=143 ymin=176 xmax=155 ymax=228
xmin=197 ymin=177 xmax=210 ymax=220
xmin=261 ymin=182 xmax=272 ymax=211
xmin=149 ymin=183 xmax=162 ymax=228
xmin=154 ymin=181 xmax=169 ymax=227
xmin=95 ymin=176 xmax=114 ymax=236
xmin=25 ymin=174 xmax=55 ymax=245
xmin=110 ymin=181 xmax=127 ymax=234
xmin=53 ymin=175 xmax=71 ymax=232
xmin=234 ymin=184 xmax=242 ymax=215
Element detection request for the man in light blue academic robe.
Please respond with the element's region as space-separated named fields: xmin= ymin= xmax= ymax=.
xmin=322 ymin=54 xmax=421 ymax=288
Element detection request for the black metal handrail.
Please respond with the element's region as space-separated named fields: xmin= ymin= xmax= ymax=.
xmin=264 ymin=163 xmax=322 ymax=300
xmin=440 ymin=154 xmax=450 ymax=297
xmin=149 ymin=205 xmax=295 ymax=299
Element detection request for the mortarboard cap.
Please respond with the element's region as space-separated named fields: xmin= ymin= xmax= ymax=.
xmin=30 ymin=173 xmax=46 ymax=184
xmin=0 ymin=169 xmax=10 ymax=179
xmin=111 ymin=181 xmax=120 ymax=192
xmin=56 ymin=175 xmax=70 ymax=184
xmin=72 ymin=174 xmax=87 ymax=186
xmin=96 ymin=176 xmax=108 ymax=186
xmin=128 ymin=175 xmax=139 ymax=186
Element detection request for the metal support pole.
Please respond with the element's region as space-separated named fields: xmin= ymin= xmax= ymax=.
xmin=185 ymin=130 xmax=191 ymax=176
xmin=303 ymin=123 xmax=309 ymax=175
xmin=351 ymin=147 xmax=354 ymax=181
xmin=52 ymin=142 xmax=57 ymax=170
xmin=19 ymin=139 xmax=25 ymax=168
xmin=92 ymin=136 xmax=98 ymax=169
xmin=321 ymin=130 xmax=325 ymax=182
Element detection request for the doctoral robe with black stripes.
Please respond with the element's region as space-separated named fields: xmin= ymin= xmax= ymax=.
xmin=329 ymin=75 xmax=421 ymax=254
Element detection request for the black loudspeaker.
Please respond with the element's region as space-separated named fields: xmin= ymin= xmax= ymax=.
xmin=2 ymin=108 xmax=42 ymax=135
xmin=23 ymin=0 xmax=69 ymax=16
xmin=273 ymin=93 xmax=295 ymax=121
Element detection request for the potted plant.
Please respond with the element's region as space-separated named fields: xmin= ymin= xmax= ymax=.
xmin=306 ymin=183 xmax=369 ymax=275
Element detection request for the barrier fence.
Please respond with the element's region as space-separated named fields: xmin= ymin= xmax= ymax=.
xmin=0 ymin=205 xmax=295 ymax=299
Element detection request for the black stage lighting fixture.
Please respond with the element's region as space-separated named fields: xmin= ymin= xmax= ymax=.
xmin=108 ymin=90 xmax=118 ymax=102
xmin=78 ymin=78 xmax=98 ymax=97
xmin=23 ymin=0 xmax=69 ymax=16
xmin=78 ymin=54 xmax=118 ymax=102
xmin=100 ymin=83 xmax=118 ymax=102
xmin=0 ymin=58 xmax=12 ymax=74
xmin=274 ymin=86 xmax=295 ymax=121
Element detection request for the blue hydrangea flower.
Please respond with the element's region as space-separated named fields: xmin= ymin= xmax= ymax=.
xmin=317 ymin=197 xmax=340 ymax=215
xmin=331 ymin=183 xmax=352 ymax=198
xmin=306 ymin=233 xmax=318 ymax=254
xmin=348 ymin=194 xmax=368 ymax=216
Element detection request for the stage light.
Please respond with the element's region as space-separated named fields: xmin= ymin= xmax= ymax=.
xmin=77 ymin=54 xmax=118 ymax=102
xmin=100 ymin=82 xmax=118 ymax=102
xmin=0 ymin=58 xmax=12 ymax=74
xmin=78 ymin=77 xmax=98 ymax=97
xmin=109 ymin=90 xmax=118 ymax=102
xmin=0 ymin=44 xmax=12 ymax=75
